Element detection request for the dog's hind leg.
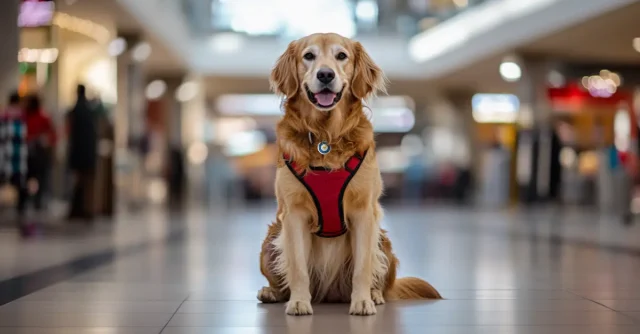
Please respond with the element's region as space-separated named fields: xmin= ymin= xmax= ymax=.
xmin=258 ymin=220 xmax=289 ymax=303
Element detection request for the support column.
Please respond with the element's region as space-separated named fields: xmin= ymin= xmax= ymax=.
xmin=0 ymin=0 xmax=20 ymax=100
xmin=115 ymin=34 xmax=146 ymax=208
xmin=447 ymin=90 xmax=479 ymax=178
xmin=180 ymin=75 xmax=208 ymax=203
xmin=161 ymin=77 xmax=183 ymax=149
xmin=142 ymin=75 xmax=184 ymax=204
xmin=116 ymin=34 xmax=145 ymax=153
xmin=180 ymin=75 xmax=206 ymax=147
xmin=515 ymin=57 xmax=557 ymax=203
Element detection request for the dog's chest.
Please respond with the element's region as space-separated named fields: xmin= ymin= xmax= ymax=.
xmin=309 ymin=236 xmax=352 ymax=272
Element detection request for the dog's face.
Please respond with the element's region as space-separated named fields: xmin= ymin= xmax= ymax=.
xmin=270 ymin=33 xmax=385 ymax=112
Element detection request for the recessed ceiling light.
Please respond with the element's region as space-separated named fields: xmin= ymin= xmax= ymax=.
xmin=132 ymin=42 xmax=152 ymax=62
xmin=145 ymin=80 xmax=167 ymax=100
xmin=499 ymin=61 xmax=522 ymax=82
xmin=176 ymin=81 xmax=199 ymax=102
xmin=210 ymin=33 xmax=245 ymax=54
xmin=108 ymin=38 xmax=127 ymax=57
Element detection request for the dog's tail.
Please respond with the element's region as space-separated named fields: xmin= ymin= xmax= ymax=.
xmin=386 ymin=277 xmax=442 ymax=300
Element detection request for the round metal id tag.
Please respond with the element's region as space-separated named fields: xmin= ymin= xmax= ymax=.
xmin=317 ymin=141 xmax=331 ymax=155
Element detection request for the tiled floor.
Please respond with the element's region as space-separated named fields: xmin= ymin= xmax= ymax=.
xmin=1 ymin=204 xmax=640 ymax=333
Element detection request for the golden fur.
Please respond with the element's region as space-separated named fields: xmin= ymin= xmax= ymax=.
xmin=258 ymin=33 xmax=441 ymax=316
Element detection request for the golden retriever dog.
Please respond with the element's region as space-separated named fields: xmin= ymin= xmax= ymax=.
xmin=258 ymin=33 xmax=441 ymax=316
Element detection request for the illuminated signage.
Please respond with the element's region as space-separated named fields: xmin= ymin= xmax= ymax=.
xmin=18 ymin=48 xmax=58 ymax=63
xmin=215 ymin=94 xmax=416 ymax=133
xmin=18 ymin=0 xmax=55 ymax=28
xmin=471 ymin=93 xmax=520 ymax=123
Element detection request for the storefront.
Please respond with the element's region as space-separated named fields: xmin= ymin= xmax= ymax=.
xmin=18 ymin=0 xmax=56 ymax=99
xmin=547 ymin=82 xmax=637 ymax=207
xmin=471 ymin=93 xmax=520 ymax=205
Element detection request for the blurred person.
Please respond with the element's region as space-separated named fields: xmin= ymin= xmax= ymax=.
xmin=548 ymin=127 xmax=562 ymax=201
xmin=205 ymin=143 xmax=236 ymax=208
xmin=0 ymin=92 xmax=34 ymax=235
xmin=66 ymin=84 xmax=98 ymax=221
xmin=619 ymin=130 xmax=639 ymax=225
xmin=24 ymin=94 xmax=57 ymax=210
xmin=480 ymin=136 xmax=510 ymax=207
xmin=167 ymin=143 xmax=185 ymax=209
xmin=403 ymin=153 xmax=425 ymax=202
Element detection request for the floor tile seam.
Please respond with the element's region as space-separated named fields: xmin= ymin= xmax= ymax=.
xmin=0 ymin=228 xmax=186 ymax=306
xmin=159 ymin=295 xmax=190 ymax=334
xmin=565 ymin=290 xmax=640 ymax=324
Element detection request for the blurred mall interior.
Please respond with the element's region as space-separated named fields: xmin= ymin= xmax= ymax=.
xmin=1 ymin=0 xmax=640 ymax=333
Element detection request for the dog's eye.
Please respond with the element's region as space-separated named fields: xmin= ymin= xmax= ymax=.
xmin=303 ymin=52 xmax=315 ymax=61
xmin=336 ymin=52 xmax=347 ymax=61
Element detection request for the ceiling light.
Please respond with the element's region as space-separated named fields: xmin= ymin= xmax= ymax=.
xmin=499 ymin=61 xmax=521 ymax=82
xmin=355 ymin=0 xmax=378 ymax=24
xmin=145 ymin=80 xmax=167 ymax=100
xmin=132 ymin=42 xmax=152 ymax=62
xmin=53 ymin=13 xmax=111 ymax=44
xmin=210 ymin=33 xmax=245 ymax=54
xmin=176 ymin=81 xmax=200 ymax=102
xmin=108 ymin=38 xmax=127 ymax=57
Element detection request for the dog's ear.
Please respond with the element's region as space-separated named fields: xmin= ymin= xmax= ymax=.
xmin=351 ymin=41 xmax=387 ymax=99
xmin=270 ymin=41 xmax=299 ymax=98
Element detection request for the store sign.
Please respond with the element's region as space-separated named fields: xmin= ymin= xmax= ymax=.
xmin=18 ymin=48 xmax=58 ymax=63
xmin=18 ymin=0 xmax=55 ymax=28
xmin=370 ymin=107 xmax=415 ymax=133
xmin=216 ymin=94 xmax=282 ymax=116
xmin=471 ymin=93 xmax=520 ymax=123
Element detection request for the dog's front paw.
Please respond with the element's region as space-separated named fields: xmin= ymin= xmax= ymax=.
xmin=257 ymin=286 xmax=282 ymax=303
xmin=286 ymin=300 xmax=313 ymax=315
xmin=350 ymin=299 xmax=377 ymax=316
xmin=371 ymin=289 xmax=385 ymax=305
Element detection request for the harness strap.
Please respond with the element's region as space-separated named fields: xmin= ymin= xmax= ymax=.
xmin=282 ymin=151 xmax=368 ymax=238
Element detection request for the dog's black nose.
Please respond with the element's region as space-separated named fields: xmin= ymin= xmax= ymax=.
xmin=316 ymin=68 xmax=335 ymax=84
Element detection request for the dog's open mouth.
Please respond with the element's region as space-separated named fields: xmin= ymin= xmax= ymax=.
xmin=305 ymin=85 xmax=343 ymax=109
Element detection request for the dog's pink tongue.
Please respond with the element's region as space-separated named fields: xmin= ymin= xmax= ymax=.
xmin=314 ymin=92 xmax=336 ymax=107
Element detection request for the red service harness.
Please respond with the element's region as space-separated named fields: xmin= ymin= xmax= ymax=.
xmin=284 ymin=151 xmax=367 ymax=238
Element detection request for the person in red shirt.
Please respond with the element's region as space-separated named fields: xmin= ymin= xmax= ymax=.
xmin=24 ymin=94 xmax=56 ymax=210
